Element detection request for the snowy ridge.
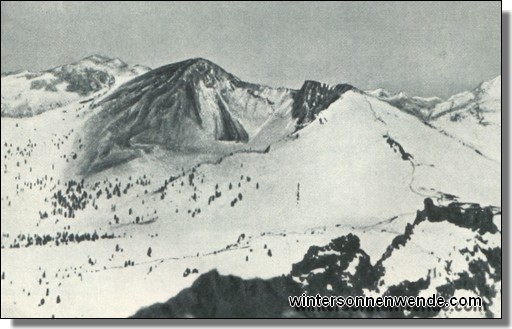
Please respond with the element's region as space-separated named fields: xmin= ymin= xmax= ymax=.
xmin=1 ymin=55 xmax=150 ymax=117
xmin=367 ymin=76 xmax=501 ymax=162
xmin=429 ymin=76 xmax=501 ymax=161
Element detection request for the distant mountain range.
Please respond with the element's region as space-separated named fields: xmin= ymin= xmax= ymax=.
xmin=366 ymin=89 xmax=443 ymax=120
xmin=367 ymin=76 xmax=501 ymax=161
xmin=366 ymin=75 xmax=500 ymax=124
xmin=1 ymin=55 xmax=150 ymax=117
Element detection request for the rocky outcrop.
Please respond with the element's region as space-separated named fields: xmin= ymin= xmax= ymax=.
xmin=131 ymin=199 xmax=501 ymax=318
xmin=291 ymin=234 xmax=381 ymax=296
xmin=131 ymin=270 xmax=300 ymax=318
xmin=292 ymin=81 xmax=353 ymax=128
xmin=416 ymin=198 xmax=498 ymax=234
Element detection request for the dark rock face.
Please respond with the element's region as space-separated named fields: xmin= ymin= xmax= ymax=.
xmin=435 ymin=253 xmax=501 ymax=318
xmin=291 ymin=234 xmax=382 ymax=296
xmin=94 ymin=58 xmax=250 ymax=145
xmin=79 ymin=58 xmax=295 ymax=174
xmin=383 ymin=135 xmax=414 ymax=161
xmin=417 ymin=198 xmax=498 ymax=234
xmin=132 ymin=271 xmax=301 ymax=318
xmin=53 ymin=67 xmax=115 ymax=96
xmin=131 ymin=199 xmax=500 ymax=318
xmin=78 ymin=59 xmax=355 ymax=175
xmin=292 ymin=81 xmax=353 ymax=128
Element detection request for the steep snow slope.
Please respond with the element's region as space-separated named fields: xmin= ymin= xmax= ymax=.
xmin=429 ymin=76 xmax=501 ymax=161
xmin=1 ymin=55 xmax=150 ymax=117
xmin=368 ymin=76 xmax=501 ymax=162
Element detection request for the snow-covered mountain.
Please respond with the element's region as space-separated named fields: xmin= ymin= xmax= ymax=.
xmin=367 ymin=76 xmax=501 ymax=161
xmin=430 ymin=76 xmax=501 ymax=121
xmin=0 ymin=57 xmax=501 ymax=318
xmin=1 ymin=55 xmax=150 ymax=117
xmin=76 ymin=58 xmax=352 ymax=175
xmin=366 ymin=88 xmax=443 ymax=120
xmin=428 ymin=76 xmax=501 ymax=161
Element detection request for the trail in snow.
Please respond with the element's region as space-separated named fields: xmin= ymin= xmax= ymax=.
xmin=429 ymin=124 xmax=498 ymax=164
xmin=78 ymin=211 xmax=412 ymax=276
xmin=362 ymin=95 xmax=387 ymax=126
xmin=363 ymin=96 xmax=443 ymax=202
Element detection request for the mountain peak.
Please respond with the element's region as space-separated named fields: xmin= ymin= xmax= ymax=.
xmin=186 ymin=57 xmax=216 ymax=67
xmin=180 ymin=57 xmax=236 ymax=84
xmin=367 ymin=88 xmax=391 ymax=98
xmin=82 ymin=54 xmax=116 ymax=63
xmin=477 ymin=75 xmax=500 ymax=97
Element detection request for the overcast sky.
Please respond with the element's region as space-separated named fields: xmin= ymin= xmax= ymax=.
xmin=1 ymin=1 xmax=501 ymax=97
